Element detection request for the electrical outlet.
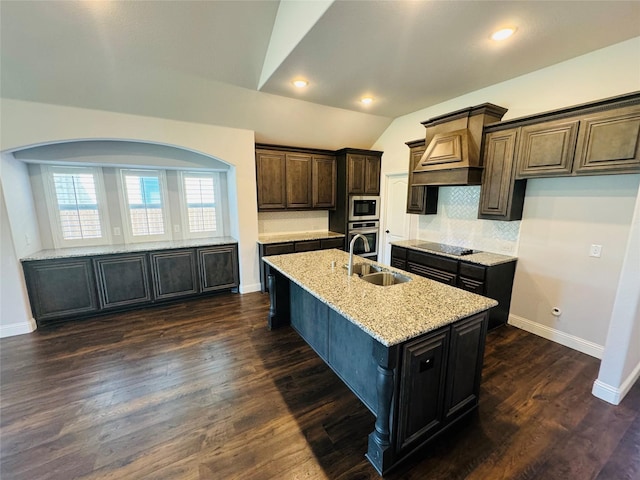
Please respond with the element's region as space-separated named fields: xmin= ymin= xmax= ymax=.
xmin=25 ymin=234 xmax=31 ymax=246
xmin=113 ymin=227 xmax=121 ymax=236
xmin=589 ymin=244 xmax=602 ymax=258
xmin=174 ymin=225 xmax=180 ymax=233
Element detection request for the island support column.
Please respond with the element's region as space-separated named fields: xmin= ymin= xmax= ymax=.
xmin=366 ymin=340 xmax=399 ymax=475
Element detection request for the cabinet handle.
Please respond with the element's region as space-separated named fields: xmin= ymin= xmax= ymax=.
xmin=419 ymin=358 xmax=434 ymax=372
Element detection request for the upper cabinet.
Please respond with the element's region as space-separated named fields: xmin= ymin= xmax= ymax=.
xmin=480 ymin=92 xmax=640 ymax=221
xmin=346 ymin=152 xmax=381 ymax=195
xmin=256 ymin=145 xmax=336 ymax=211
xmin=513 ymin=94 xmax=640 ymax=180
xmin=405 ymin=139 xmax=438 ymax=214
xmin=479 ymin=129 xmax=526 ymax=221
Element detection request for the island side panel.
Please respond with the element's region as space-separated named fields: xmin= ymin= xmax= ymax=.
xmin=290 ymin=282 xmax=329 ymax=361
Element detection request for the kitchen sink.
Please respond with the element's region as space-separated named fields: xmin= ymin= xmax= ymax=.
xmin=360 ymin=271 xmax=411 ymax=286
xmin=344 ymin=262 xmax=384 ymax=276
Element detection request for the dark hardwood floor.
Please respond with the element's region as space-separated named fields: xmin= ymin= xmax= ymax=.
xmin=1 ymin=292 xmax=638 ymax=480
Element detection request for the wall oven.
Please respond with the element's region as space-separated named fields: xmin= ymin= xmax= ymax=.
xmin=347 ymin=221 xmax=379 ymax=260
xmin=349 ymin=196 xmax=380 ymax=222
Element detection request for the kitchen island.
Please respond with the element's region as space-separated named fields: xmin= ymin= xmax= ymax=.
xmin=263 ymin=249 xmax=497 ymax=475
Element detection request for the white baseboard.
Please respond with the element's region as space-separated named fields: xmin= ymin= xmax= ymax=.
xmin=239 ymin=282 xmax=262 ymax=294
xmin=0 ymin=318 xmax=37 ymax=338
xmin=592 ymin=361 xmax=640 ymax=405
xmin=508 ymin=314 xmax=604 ymax=359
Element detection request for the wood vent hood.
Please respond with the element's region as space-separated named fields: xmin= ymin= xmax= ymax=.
xmin=412 ymin=103 xmax=508 ymax=186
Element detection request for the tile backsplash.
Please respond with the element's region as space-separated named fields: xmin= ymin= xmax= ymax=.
xmin=258 ymin=211 xmax=329 ymax=234
xmin=416 ymin=186 xmax=520 ymax=255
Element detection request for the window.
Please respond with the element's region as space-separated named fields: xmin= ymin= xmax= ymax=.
xmin=119 ymin=169 xmax=170 ymax=242
xmin=179 ymin=172 xmax=223 ymax=238
xmin=43 ymin=166 xmax=110 ymax=248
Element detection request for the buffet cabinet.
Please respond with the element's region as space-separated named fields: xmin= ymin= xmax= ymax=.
xmin=22 ymin=243 xmax=239 ymax=326
xmin=391 ymin=245 xmax=516 ymax=330
xmin=255 ymin=144 xmax=337 ymax=211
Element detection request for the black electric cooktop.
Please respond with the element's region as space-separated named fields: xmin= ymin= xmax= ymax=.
xmin=414 ymin=242 xmax=476 ymax=256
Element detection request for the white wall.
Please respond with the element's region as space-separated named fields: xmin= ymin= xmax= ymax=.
xmin=371 ymin=37 xmax=640 ymax=402
xmin=593 ymin=190 xmax=640 ymax=404
xmin=0 ymin=99 xmax=261 ymax=329
xmin=0 ymin=183 xmax=36 ymax=336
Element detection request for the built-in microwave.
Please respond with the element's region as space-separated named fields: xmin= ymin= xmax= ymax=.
xmin=349 ymin=195 xmax=380 ymax=222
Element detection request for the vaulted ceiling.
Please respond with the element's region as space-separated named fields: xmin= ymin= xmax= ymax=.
xmin=1 ymin=1 xmax=639 ymax=147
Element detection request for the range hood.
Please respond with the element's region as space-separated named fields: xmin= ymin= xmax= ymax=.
xmin=412 ymin=103 xmax=508 ymax=186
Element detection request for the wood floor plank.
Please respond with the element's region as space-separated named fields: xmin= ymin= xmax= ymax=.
xmin=1 ymin=292 xmax=639 ymax=480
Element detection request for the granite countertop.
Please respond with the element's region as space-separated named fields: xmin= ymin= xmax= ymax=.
xmin=21 ymin=237 xmax=238 ymax=261
xmin=257 ymin=231 xmax=345 ymax=245
xmin=264 ymin=249 xmax=497 ymax=347
xmin=391 ymin=239 xmax=517 ymax=266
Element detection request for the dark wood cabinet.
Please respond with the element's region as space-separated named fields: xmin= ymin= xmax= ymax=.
xmin=479 ymin=128 xmax=526 ymax=221
xmin=406 ymin=249 xmax=458 ymax=286
xmin=390 ymin=245 xmax=407 ymax=270
xmin=256 ymin=149 xmax=287 ymax=210
xmin=150 ymin=249 xmax=198 ymax=300
xmin=256 ymin=145 xmax=336 ymax=211
xmin=312 ymin=155 xmax=337 ymax=208
xmin=285 ymin=153 xmax=313 ymax=208
xmin=347 ymin=153 xmax=381 ymax=195
xmin=391 ymin=245 xmax=516 ymax=330
xmin=443 ymin=313 xmax=487 ymax=420
xmin=259 ymin=236 xmax=344 ymax=292
xmin=94 ymin=254 xmax=151 ymax=309
xmin=397 ymin=328 xmax=449 ymax=451
xmin=405 ymin=140 xmax=438 ymax=215
xmin=573 ymin=104 xmax=640 ymax=174
xmin=198 ymin=245 xmax=239 ymax=292
xmin=516 ymin=119 xmax=580 ymax=178
xmin=22 ymin=243 xmax=239 ymax=326
xmin=22 ymin=257 xmax=98 ymax=321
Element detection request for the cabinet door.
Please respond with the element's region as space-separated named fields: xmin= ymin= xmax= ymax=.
xmin=256 ymin=150 xmax=287 ymax=210
xmin=347 ymin=154 xmax=367 ymax=194
xmin=444 ymin=313 xmax=488 ymax=421
xmin=150 ymin=249 xmax=198 ymax=300
xmin=320 ymin=237 xmax=344 ymax=250
xmin=364 ymin=155 xmax=381 ymax=194
xmin=479 ymin=129 xmax=526 ymax=221
xmin=391 ymin=246 xmax=408 ymax=271
xmin=23 ymin=258 xmax=98 ymax=322
xmin=573 ymin=104 xmax=640 ymax=175
xmin=94 ymin=254 xmax=151 ymax=309
xmin=516 ymin=119 xmax=579 ymax=178
xmin=312 ymin=155 xmax=336 ymax=208
xmin=286 ymin=153 xmax=312 ymax=208
xmin=198 ymin=245 xmax=239 ymax=292
xmin=406 ymin=145 xmax=439 ymax=215
xmin=397 ymin=328 xmax=450 ymax=451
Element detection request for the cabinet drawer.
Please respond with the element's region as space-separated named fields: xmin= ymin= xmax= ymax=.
xmin=295 ymin=240 xmax=321 ymax=252
xmin=408 ymin=262 xmax=457 ymax=286
xmin=391 ymin=258 xmax=407 ymax=271
xmin=321 ymin=237 xmax=344 ymax=250
xmin=263 ymin=243 xmax=295 ymax=256
xmin=457 ymin=276 xmax=485 ymax=294
xmin=459 ymin=262 xmax=485 ymax=281
xmin=391 ymin=246 xmax=408 ymax=261
xmin=407 ymin=250 xmax=458 ymax=273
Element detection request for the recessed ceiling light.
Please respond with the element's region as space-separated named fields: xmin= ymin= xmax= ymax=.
xmin=491 ymin=27 xmax=517 ymax=41
xmin=360 ymin=97 xmax=373 ymax=105
xmin=292 ymin=79 xmax=309 ymax=88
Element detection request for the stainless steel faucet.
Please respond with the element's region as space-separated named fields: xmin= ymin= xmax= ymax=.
xmin=348 ymin=234 xmax=370 ymax=276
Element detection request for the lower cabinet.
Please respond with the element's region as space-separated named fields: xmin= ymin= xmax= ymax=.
xmin=259 ymin=236 xmax=344 ymax=291
xmin=391 ymin=245 xmax=516 ymax=330
xmin=22 ymin=243 xmax=239 ymax=326
xmin=22 ymin=257 xmax=99 ymax=322
xmin=150 ymin=249 xmax=198 ymax=300
xmin=396 ymin=312 xmax=487 ymax=452
xmin=198 ymin=245 xmax=239 ymax=292
xmin=94 ymin=254 xmax=152 ymax=309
